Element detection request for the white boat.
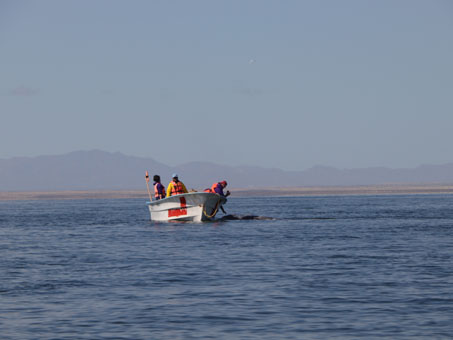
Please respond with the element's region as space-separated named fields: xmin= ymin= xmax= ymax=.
xmin=147 ymin=192 xmax=227 ymax=222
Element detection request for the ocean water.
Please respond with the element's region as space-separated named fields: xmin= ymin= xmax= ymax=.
xmin=1 ymin=194 xmax=453 ymax=339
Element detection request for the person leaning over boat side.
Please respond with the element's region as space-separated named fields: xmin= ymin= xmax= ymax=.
xmin=208 ymin=180 xmax=230 ymax=197
xmin=153 ymin=175 xmax=166 ymax=200
xmin=166 ymin=173 xmax=188 ymax=197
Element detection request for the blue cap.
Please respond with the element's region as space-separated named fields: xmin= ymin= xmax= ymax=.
xmin=172 ymin=173 xmax=178 ymax=178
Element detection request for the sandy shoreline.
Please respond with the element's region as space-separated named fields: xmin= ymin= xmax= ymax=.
xmin=2 ymin=185 xmax=453 ymax=201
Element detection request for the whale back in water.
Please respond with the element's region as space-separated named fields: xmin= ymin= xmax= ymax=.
xmin=219 ymin=214 xmax=274 ymax=221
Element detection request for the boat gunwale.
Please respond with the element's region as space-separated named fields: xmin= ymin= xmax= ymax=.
xmin=146 ymin=192 xmax=226 ymax=206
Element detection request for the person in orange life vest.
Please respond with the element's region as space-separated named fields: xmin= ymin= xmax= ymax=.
xmin=166 ymin=173 xmax=188 ymax=197
xmin=153 ymin=175 xmax=166 ymax=200
xmin=209 ymin=180 xmax=230 ymax=197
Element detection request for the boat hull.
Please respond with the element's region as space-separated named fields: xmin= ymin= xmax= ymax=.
xmin=147 ymin=192 xmax=226 ymax=222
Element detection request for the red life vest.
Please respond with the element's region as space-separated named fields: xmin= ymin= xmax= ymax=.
xmin=154 ymin=183 xmax=165 ymax=199
xmin=170 ymin=181 xmax=184 ymax=195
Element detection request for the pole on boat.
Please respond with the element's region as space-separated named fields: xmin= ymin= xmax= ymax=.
xmin=145 ymin=171 xmax=153 ymax=202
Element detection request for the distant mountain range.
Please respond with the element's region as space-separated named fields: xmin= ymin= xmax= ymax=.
xmin=1 ymin=150 xmax=453 ymax=191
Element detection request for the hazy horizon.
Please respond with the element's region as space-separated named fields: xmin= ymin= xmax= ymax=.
xmin=2 ymin=148 xmax=453 ymax=172
xmin=2 ymin=1 xmax=452 ymax=171
xmin=3 ymin=149 xmax=453 ymax=193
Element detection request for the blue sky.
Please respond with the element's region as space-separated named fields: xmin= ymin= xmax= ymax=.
xmin=1 ymin=0 xmax=452 ymax=170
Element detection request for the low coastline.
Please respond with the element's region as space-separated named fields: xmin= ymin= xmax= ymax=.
xmin=2 ymin=184 xmax=453 ymax=201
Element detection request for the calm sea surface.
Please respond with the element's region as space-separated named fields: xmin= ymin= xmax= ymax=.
xmin=1 ymin=194 xmax=453 ymax=339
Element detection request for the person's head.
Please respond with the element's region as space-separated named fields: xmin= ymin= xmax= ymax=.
xmin=220 ymin=180 xmax=227 ymax=188
xmin=153 ymin=175 xmax=160 ymax=182
xmin=172 ymin=173 xmax=179 ymax=182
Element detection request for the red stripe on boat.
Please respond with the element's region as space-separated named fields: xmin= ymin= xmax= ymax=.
xmin=168 ymin=197 xmax=187 ymax=217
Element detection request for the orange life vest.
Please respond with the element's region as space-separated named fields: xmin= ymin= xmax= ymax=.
xmin=154 ymin=183 xmax=165 ymax=199
xmin=204 ymin=182 xmax=221 ymax=194
xmin=170 ymin=181 xmax=184 ymax=196
xmin=211 ymin=182 xmax=221 ymax=194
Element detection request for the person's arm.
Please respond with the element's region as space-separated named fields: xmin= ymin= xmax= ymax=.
xmin=160 ymin=184 xmax=166 ymax=198
xmin=214 ymin=184 xmax=230 ymax=197
xmin=166 ymin=183 xmax=173 ymax=197
xmin=181 ymin=182 xmax=188 ymax=193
